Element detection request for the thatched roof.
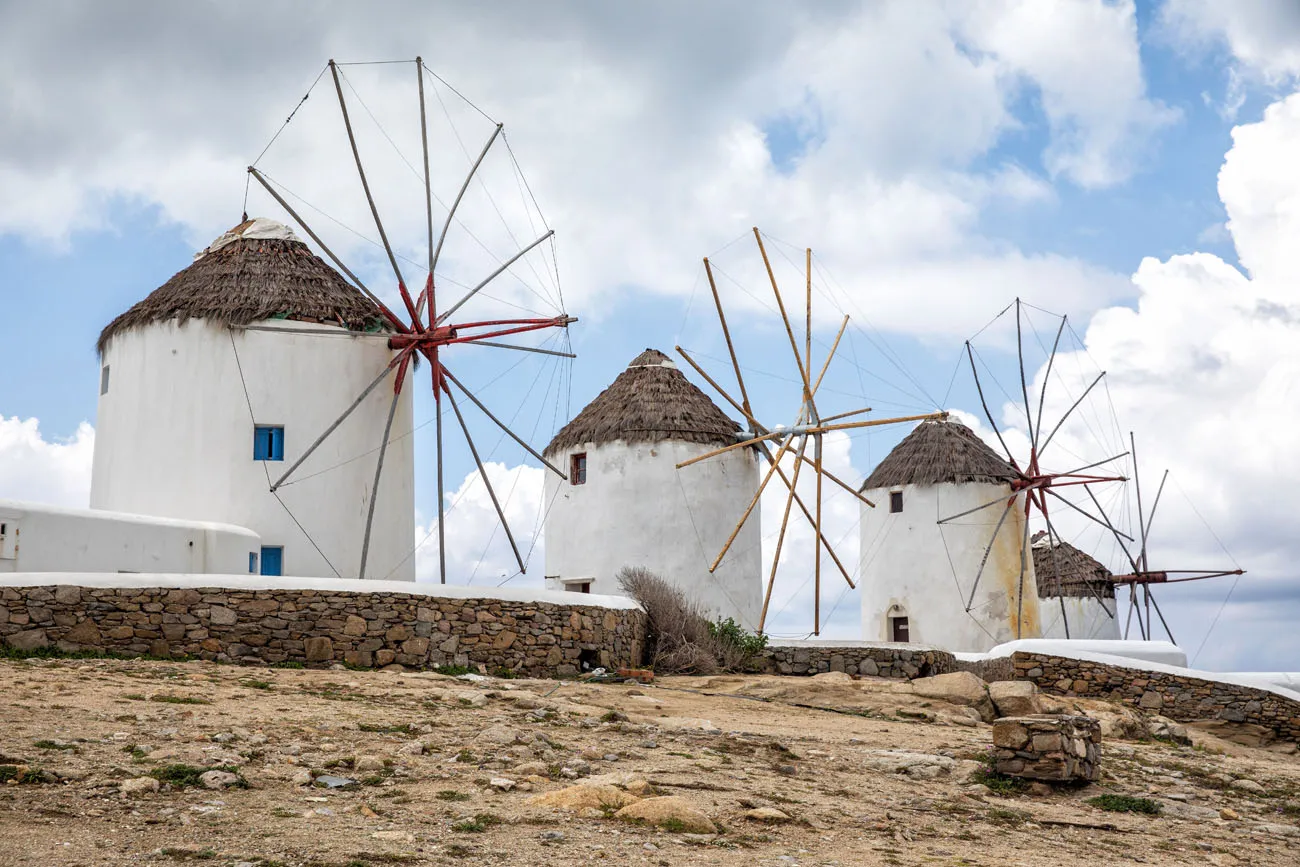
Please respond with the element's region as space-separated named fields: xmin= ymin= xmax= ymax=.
xmin=544 ymin=348 xmax=742 ymax=456
xmin=860 ymin=419 xmax=1018 ymax=490
xmin=1032 ymin=532 xmax=1115 ymax=599
xmin=97 ymin=218 xmax=390 ymax=354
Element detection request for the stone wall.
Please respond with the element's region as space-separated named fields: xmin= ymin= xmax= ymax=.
xmin=992 ymin=715 xmax=1101 ymax=782
xmin=1011 ymin=652 xmax=1300 ymax=743
xmin=759 ymin=640 xmax=957 ymax=679
xmin=0 ymin=581 xmax=645 ymax=677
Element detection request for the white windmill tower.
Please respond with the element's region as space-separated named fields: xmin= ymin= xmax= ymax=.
xmin=542 ymin=348 xmax=763 ymax=629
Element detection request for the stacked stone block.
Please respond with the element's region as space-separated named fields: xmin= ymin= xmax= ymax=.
xmin=0 ymin=584 xmax=645 ymax=677
xmin=992 ymin=715 xmax=1101 ymax=782
xmin=759 ymin=642 xmax=957 ymax=679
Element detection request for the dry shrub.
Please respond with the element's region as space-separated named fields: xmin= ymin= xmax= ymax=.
xmin=616 ymin=566 xmax=762 ymax=674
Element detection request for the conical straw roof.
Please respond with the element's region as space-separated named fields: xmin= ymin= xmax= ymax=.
xmin=98 ymin=218 xmax=389 ymax=353
xmin=543 ymin=349 xmax=742 ymax=456
xmin=1032 ymin=532 xmax=1115 ymax=599
xmin=860 ymin=418 xmax=1018 ymax=490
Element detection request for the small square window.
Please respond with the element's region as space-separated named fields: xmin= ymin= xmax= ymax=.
xmin=100 ymin=365 xmax=111 ymax=395
xmin=254 ymin=425 xmax=285 ymax=461
xmin=260 ymin=546 xmax=283 ymax=577
xmin=248 ymin=552 xmax=258 ymax=574
xmin=570 ymin=453 xmax=587 ymax=486
xmin=890 ymin=491 xmax=904 ymax=513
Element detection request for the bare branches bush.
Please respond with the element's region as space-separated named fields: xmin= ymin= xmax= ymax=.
xmin=616 ymin=566 xmax=765 ymax=674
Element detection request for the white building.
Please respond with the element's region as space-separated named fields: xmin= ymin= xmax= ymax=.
xmin=542 ymin=349 xmax=763 ymax=630
xmin=0 ymin=498 xmax=259 ymax=575
xmin=1032 ymin=532 xmax=1121 ymax=641
xmin=859 ymin=419 xmax=1043 ymax=652
xmin=89 ymin=218 xmax=414 ymax=581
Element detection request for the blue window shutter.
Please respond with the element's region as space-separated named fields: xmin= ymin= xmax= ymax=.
xmin=248 ymin=552 xmax=258 ymax=574
xmin=253 ymin=426 xmax=285 ymax=461
xmin=260 ymin=546 xmax=283 ymax=577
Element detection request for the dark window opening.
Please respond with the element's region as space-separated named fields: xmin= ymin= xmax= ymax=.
xmin=254 ymin=425 xmax=285 ymax=461
xmin=565 ymin=581 xmax=592 ymax=594
xmin=578 ymin=648 xmax=600 ymax=671
xmin=890 ymin=491 xmax=904 ymax=513
xmin=891 ymin=616 xmax=909 ymax=643
xmin=100 ymin=365 xmax=111 ymax=396
xmin=570 ymin=452 xmax=587 ymax=485
xmin=248 ymin=552 xmax=259 ymax=574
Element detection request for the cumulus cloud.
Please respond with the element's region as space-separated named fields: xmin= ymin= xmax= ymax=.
xmin=0 ymin=416 xmax=95 ymax=507
xmin=0 ymin=0 xmax=1167 ymax=337
xmin=1163 ymin=0 xmax=1300 ymax=85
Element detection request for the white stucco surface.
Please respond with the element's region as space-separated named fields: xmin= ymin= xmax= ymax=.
xmin=543 ymin=439 xmax=762 ymax=631
xmin=0 ymin=572 xmax=640 ymax=610
xmin=1039 ymin=595 xmax=1121 ymax=641
xmin=91 ymin=319 xmax=414 ymax=581
xmin=860 ymin=481 xmax=1042 ymax=652
xmin=969 ymin=638 xmax=1189 ymax=667
xmin=0 ymin=499 xmax=259 ymax=575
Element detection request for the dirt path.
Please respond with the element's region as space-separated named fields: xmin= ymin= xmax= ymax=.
xmin=2 ymin=657 xmax=1298 ymax=866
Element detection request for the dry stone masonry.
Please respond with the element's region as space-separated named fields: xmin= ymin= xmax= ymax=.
xmin=0 ymin=583 xmax=645 ymax=677
xmin=1011 ymin=651 xmax=1300 ymax=744
xmin=992 ymin=714 xmax=1101 ymax=782
xmin=760 ymin=640 xmax=957 ymax=679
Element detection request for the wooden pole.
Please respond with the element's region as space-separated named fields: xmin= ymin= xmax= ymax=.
xmin=702 ymin=258 xmax=753 ymax=415
xmin=436 ymin=229 xmax=554 ymax=324
xmin=417 ymin=57 xmax=436 ymax=327
xmin=269 ymin=350 xmax=407 ymax=491
xmin=965 ymin=499 xmax=1015 ymax=611
xmin=1016 ymin=299 xmax=1035 ymax=453
xmin=328 ymin=61 xmax=417 ymax=322
xmin=1035 ymin=314 xmax=1068 ymax=454
xmin=805 ymin=247 xmax=813 ymax=411
xmin=462 ymin=340 xmax=575 ymax=358
xmin=811 ymin=315 xmax=849 ymax=398
xmin=709 ymin=434 xmax=797 ymax=573
xmin=1132 ymin=432 xmax=1150 ymax=575
xmin=1039 ymin=371 xmax=1106 ymax=455
xmin=441 ymin=367 xmax=567 ymax=477
xmin=966 ymin=341 xmax=1017 ymax=466
xmin=753 ymin=227 xmax=813 ymax=406
xmin=1148 ymin=588 xmax=1176 ymax=644
xmin=1143 ymin=468 xmax=1170 ymax=543
xmin=444 ymin=381 xmax=524 ymax=573
xmin=359 ymin=379 xmax=404 ymax=579
xmin=432 ymin=123 xmax=502 ymax=278
xmin=1015 ymin=503 xmax=1030 ymax=640
xmin=759 ymin=437 xmax=807 ymax=633
xmin=814 ymin=431 xmax=823 ymax=635
xmin=434 ymin=350 xmax=447 ymax=584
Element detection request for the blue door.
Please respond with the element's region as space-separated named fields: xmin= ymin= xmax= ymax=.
xmin=260 ymin=546 xmax=283 ymax=577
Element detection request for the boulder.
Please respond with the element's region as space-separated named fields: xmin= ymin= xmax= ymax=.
xmin=119 ymin=777 xmax=160 ymax=797
xmin=199 ymin=770 xmax=242 ymax=790
xmin=909 ymin=672 xmax=995 ymax=722
xmin=988 ymin=681 xmax=1041 ymax=718
xmin=6 ymin=629 xmax=48 ymax=652
xmin=745 ymin=807 xmax=791 ymax=823
xmin=862 ymin=750 xmax=957 ymax=779
xmin=527 ymin=784 xmax=639 ymax=812
xmin=614 ymin=796 xmax=716 ymax=834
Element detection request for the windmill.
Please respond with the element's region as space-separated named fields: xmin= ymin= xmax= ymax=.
xmin=675 ymin=227 xmax=946 ymax=635
xmin=1090 ymin=433 xmax=1245 ymax=644
xmin=939 ymin=299 xmax=1131 ymax=640
xmin=245 ymin=58 xmax=574 ymax=583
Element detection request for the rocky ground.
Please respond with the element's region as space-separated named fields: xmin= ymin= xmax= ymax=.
xmin=2 ymin=656 xmax=1299 ymax=866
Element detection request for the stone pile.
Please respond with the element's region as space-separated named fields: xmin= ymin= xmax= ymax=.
xmin=992 ymin=714 xmax=1101 ymax=783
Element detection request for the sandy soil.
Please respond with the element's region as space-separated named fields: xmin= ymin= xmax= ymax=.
xmin=1 ymin=656 xmax=1298 ymax=866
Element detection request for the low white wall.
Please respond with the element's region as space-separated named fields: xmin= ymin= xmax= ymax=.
xmin=0 ymin=499 xmax=259 ymax=575
xmin=1039 ymin=596 xmax=1121 ymax=641
xmin=972 ymin=638 xmax=1189 ymax=668
xmin=0 ymin=571 xmax=641 ymax=611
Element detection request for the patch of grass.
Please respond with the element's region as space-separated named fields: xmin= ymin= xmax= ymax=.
xmin=122 ymin=693 xmax=147 ymax=701
xmin=659 ymin=818 xmax=691 ymax=832
xmin=1088 ymin=794 xmax=1161 ymax=815
xmin=158 ymin=847 xmax=218 ymax=860
xmin=271 ymin=660 xmax=305 ymax=669
xmin=149 ymin=763 xmax=246 ymax=789
xmin=271 ymin=808 xmax=300 ymax=818
xmin=970 ymin=767 xmax=1029 ymax=796
xmin=0 ymin=765 xmax=48 ymax=784
xmin=600 ymin=710 xmax=628 ymax=723
xmin=151 ymin=694 xmax=210 ymax=705
xmin=357 ymin=723 xmax=413 ymax=734
xmin=240 ymin=679 xmax=273 ymax=690
xmin=33 ymin=740 xmax=77 ymax=751
xmin=349 ymin=854 xmax=418 ymax=864
xmin=122 ymin=744 xmax=150 ymax=761
xmin=433 ymin=664 xmax=476 ymax=677
xmin=986 ymin=807 xmax=1031 ymax=826
xmin=452 ymin=813 xmax=503 ymax=833
xmin=444 ymin=844 xmax=474 ymax=858
xmin=454 ymin=749 xmax=477 ymax=764
xmin=323 ymin=756 xmax=356 ymax=770
xmin=437 ymin=790 xmax=471 ymax=802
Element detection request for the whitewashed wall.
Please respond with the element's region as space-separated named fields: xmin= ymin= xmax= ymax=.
xmin=543 ymin=439 xmax=763 ymax=631
xmin=91 ymin=319 xmax=414 ymax=581
xmin=0 ymin=498 xmax=258 ymax=574
xmin=1039 ymin=594 xmax=1121 ymax=641
xmin=860 ymin=481 xmax=1043 ymax=652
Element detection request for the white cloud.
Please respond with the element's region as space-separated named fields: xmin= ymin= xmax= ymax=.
xmin=0 ymin=416 xmax=95 ymax=507
xmin=0 ymin=1 xmax=1168 ymax=337
xmin=1164 ymin=0 xmax=1300 ymax=85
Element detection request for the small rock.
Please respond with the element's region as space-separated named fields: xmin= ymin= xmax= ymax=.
xmin=200 ymin=770 xmax=242 ymax=790
xmin=456 ymin=691 xmax=489 ymax=708
xmin=526 ymin=783 xmax=639 ymax=811
xmin=1220 ymin=807 xmax=1240 ymax=821
xmin=625 ymin=780 xmax=656 ymax=797
xmin=480 ymin=725 xmax=521 ymax=745
xmin=1230 ymin=778 xmax=1266 ymax=795
xmin=397 ymin=741 xmax=425 ymax=757
xmin=614 ymin=796 xmax=717 ymax=834
xmin=371 ymin=830 xmax=415 ymax=843
xmin=640 ymin=740 xmax=659 ymax=749
xmin=1028 ymin=782 xmax=1053 ymax=797
xmin=290 ymin=770 xmax=314 ymax=787
xmin=540 ymin=830 xmax=566 ymax=842
xmin=211 ymin=732 xmax=238 ymax=744
xmin=774 ymin=764 xmax=798 ymax=777
xmin=355 ymin=755 xmax=385 ymax=773
xmin=314 ymin=775 xmax=357 ymax=789
xmin=489 ymin=777 xmax=516 ymax=792
xmin=602 ymin=754 xmax=620 ymax=762
xmin=745 ymin=807 xmax=791 ymax=823
xmin=119 ymin=777 xmax=160 ymax=797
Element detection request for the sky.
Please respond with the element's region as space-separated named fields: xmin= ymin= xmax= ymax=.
xmin=2 ymin=0 xmax=1299 ymax=670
